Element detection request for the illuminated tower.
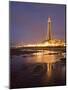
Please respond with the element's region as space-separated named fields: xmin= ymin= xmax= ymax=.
xmin=46 ymin=17 xmax=52 ymax=41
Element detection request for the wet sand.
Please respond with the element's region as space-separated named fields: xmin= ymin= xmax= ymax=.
xmin=10 ymin=59 xmax=66 ymax=89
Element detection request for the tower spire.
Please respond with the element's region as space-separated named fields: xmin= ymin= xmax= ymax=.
xmin=46 ymin=17 xmax=52 ymax=41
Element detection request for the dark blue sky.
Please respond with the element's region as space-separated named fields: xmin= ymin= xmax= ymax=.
xmin=10 ymin=1 xmax=66 ymax=45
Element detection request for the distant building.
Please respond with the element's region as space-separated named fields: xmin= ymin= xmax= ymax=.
xmin=43 ymin=17 xmax=65 ymax=46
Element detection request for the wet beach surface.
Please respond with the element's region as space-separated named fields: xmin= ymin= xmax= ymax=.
xmin=10 ymin=50 xmax=66 ymax=89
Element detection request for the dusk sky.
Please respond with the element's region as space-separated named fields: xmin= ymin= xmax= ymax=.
xmin=10 ymin=1 xmax=66 ymax=45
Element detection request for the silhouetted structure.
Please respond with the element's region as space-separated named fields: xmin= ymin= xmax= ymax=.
xmin=46 ymin=17 xmax=52 ymax=41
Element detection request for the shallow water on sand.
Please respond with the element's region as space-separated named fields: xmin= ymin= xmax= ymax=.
xmin=10 ymin=50 xmax=66 ymax=89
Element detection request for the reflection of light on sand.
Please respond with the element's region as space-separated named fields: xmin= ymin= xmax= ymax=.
xmin=35 ymin=52 xmax=55 ymax=78
xmin=32 ymin=50 xmax=64 ymax=78
xmin=47 ymin=63 xmax=52 ymax=78
xmin=33 ymin=50 xmax=60 ymax=63
xmin=26 ymin=50 xmax=64 ymax=78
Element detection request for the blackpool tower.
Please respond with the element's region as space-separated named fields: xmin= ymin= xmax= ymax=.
xmin=46 ymin=17 xmax=52 ymax=41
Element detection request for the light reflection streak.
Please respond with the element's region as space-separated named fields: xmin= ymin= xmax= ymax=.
xmin=47 ymin=63 xmax=52 ymax=78
xmin=32 ymin=50 xmax=64 ymax=78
